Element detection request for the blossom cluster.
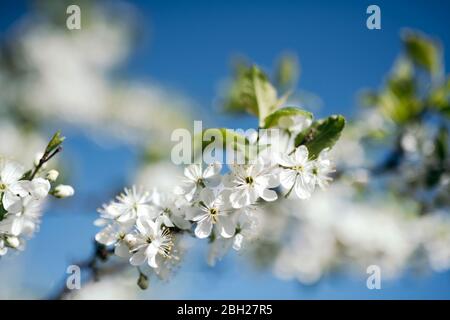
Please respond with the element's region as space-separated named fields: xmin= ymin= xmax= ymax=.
xmin=0 ymin=158 xmax=74 ymax=256
xmin=95 ymin=120 xmax=336 ymax=276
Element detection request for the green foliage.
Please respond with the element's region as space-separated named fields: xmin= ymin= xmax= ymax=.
xmin=0 ymin=200 xmax=6 ymax=221
xmin=223 ymin=65 xmax=286 ymax=126
xmin=429 ymin=78 xmax=450 ymax=117
xmin=403 ymin=30 xmax=441 ymax=75
xmin=363 ymin=58 xmax=423 ymax=124
xmin=262 ymin=106 xmax=312 ymax=129
xmin=435 ymin=126 xmax=448 ymax=164
xmin=295 ymin=115 xmax=345 ymax=160
xmin=362 ymin=31 xmax=449 ymax=124
xmin=195 ymin=128 xmax=266 ymax=162
xmin=274 ymin=53 xmax=300 ymax=93
xmin=45 ymin=130 xmax=65 ymax=155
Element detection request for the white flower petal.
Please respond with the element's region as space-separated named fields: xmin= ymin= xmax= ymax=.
xmin=114 ymin=241 xmax=131 ymax=258
xmin=294 ymin=179 xmax=312 ymax=199
xmin=129 ymin=248 xmax=147 ymax=266
xmin=218 ymin=216 xmax=236 ymax=238
xmin=199 ymin=188 xmax=216 ymax=207
xmin=0 ymin=160 xmax=25 ymax=184
xmin=294 ymin=145 xmax=309 ymax=164
xmin=279 ymin=170 xmax=297 ymax=189
xmin=260 ymin=189 xmax=278 ymax=202
xmin=195 ymin=218 xmax=213 ymax=238
xmin=184 ymin=164 xmax=202 ymax=181
xmin=203 ymin=162 xmax=221 ymax=178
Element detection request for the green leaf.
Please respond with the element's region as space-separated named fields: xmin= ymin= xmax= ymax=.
xmin=223 ymin=65 xmax=280 ymax=126
xmin=45 ymin=130 xmax=66 ymax=154
xmin=295 ymin=115 xmax=346 ymax=160
xmin=262 ymin=106 xmax=312 ymax=129
xmin=435 ymin=126 xmax=448 ymax=164
xmin=194 ymin=128 xmax=266 ymax=162
xmin=274 ymin=53 xmax=300 ymax=93
xmin=402 ymin=31 xmax=441 ymax=75
xmin=0 ymin=201 xmax=6 ymax=221
xmin=429 ymin=78 xmax=450 ymax=117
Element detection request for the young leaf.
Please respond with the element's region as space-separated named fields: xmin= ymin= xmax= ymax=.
xmin=262 ymin=106 xmax=312 ymax=129
xmin=295 ymin=115 xmax=346 ymax=160
xmin=274 ymin=53 xmax=300 ymax=94
xmin=223 ymin=65 xmax=280 ymax=126
xmin=45 ymin=130 xmax=66 ymax=154
xmin=402 ymin=31 xmax=441 ymax=75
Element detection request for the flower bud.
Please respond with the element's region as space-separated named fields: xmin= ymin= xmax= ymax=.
xmin=54 ymin=185 xmax=75 ymax=198
xmin=6 ymin=236 xmax=20 ymax=248
xmin=46 ymin=169 xmax=60 ymax=182
xmin=137 ymin=272 xmax=149 ymax=290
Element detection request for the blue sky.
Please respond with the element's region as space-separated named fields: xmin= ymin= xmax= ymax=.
xmin=1 ymin=0 xmax=450 ymax=299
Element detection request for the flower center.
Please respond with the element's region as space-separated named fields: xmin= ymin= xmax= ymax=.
xmin=293 ymin=165 xmax=303 ymax=172
xmin=209 ymin=207 xmax=219 ymax=223
xmin=0 ymin=183 xmax=6 ymax=191
xmin=245 ymin=176 xmax=254 ymax=185
xmin=158 ymin=227 xmax=174 ymax=258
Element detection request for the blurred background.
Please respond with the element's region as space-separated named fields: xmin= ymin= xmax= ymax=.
xmin=0 ymin=0 xmax=450 ymax=299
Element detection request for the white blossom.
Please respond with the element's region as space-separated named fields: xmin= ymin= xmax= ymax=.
xmin=224 ymin=159 xmax=279 ymax=208
xmin=175 ymin=162 xmax=221 ymax=201
xmin=110 ymin=186 xmax=152 ymax=223
xmin=309 ymin=148 xmax=334 ymax=191
xmin=1 ymin=197 xmax=44 ymax=237
xmin=0 ymin=159 xmax=28 ymax=210
xmin=188 ymin=188 xmax=236 ymax=239
xmin=150 ymin=189 xmax=191 ymax=230
xmin=129 ymin=217 xmax=174 ymax=268
xmin=277 ymin=145 xmax=314 ymax=199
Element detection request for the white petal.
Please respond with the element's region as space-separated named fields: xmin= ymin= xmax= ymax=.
xmin=95 ymin=226 xmax=117 ymax=246
xmin=136 ymin=204 xmax=152 ymax=218
xmin=171 ymin=214 xmax=191 ymax=230
xmin=260 ymin=189 xmax=277 ymax=202
xmin=294 ymin=146 xmax=309 ymax=164
xmin=229 ymin=190 xmax=250 ymax=209
xmin=114 ymin=241 xmax=130 ymax=258
xmin=184 ymin=164 xmax=202 ymax=181
xmin=185 ymin=207 xmax=202 ymax=220
xmin=136 ymin=217 xmax=156 ymax=236
xmin=11 ymin=217 xmax=24 ymax=236
xmin=0 ymin=160 xmax=25 ymax=184
xmin=203 ymin=162 xmax=221 ymax=178
xmin=276 ymin=153 xmax=295 ymax=167
xmin=146 ymin=245 xmax=159 ymax=268
xmin=294 ymin=180 xmax=312 ymax=199
xmin=199 ymin=188 xmax=216 ymax=207
xmin=195 ymin=218 xmax=213 ymax=238
xmin=129 ymin=248 xmax=147 ymax=266
xmin=233 ymin=234 xmax=244 ymax=251
xmin=3 ymin=191 xmax=22 ymax=212
xmin=221 ymin=173 xmax=236 ymax=188
xmin=29 ymin=178 xmax=51 ymax=199
xmin=218 ymin=216 xmax=236 ymax=238
xmin=8 ymin=181 xmax=29 ymax=198
xmin=279 ymin=170 xmax=297 ymax=189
